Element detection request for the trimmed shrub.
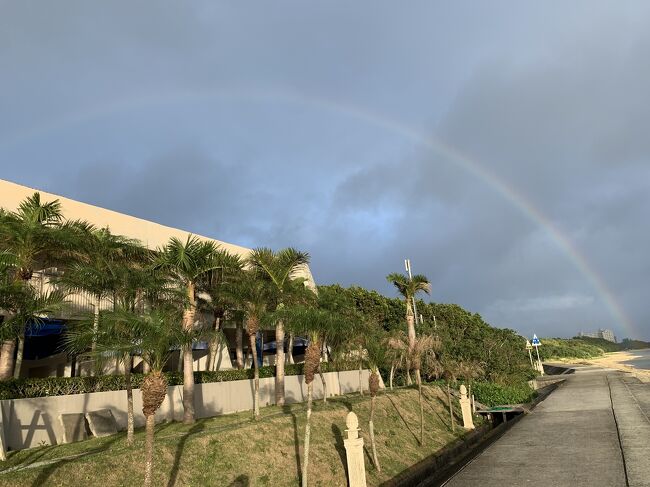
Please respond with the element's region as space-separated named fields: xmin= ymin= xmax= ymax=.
xmin=471 ymin=381 xmax=536 ymax=407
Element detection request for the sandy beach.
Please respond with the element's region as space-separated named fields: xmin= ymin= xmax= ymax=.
xmin=583 ymin=349 xmax=650 ymax=383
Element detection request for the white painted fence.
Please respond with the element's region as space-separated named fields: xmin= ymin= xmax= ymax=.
xmin=0 ymin=369 xmax=381 ymax=452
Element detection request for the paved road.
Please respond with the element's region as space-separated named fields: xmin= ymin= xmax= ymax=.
xmin=443 ymin=366 xmax=650 ymax=487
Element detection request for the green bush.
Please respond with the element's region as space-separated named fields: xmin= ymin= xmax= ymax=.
xmin=0 ymin=361 xmax=353 ymax=401
xmin=471 ymin=381 xmax=536 ymax=407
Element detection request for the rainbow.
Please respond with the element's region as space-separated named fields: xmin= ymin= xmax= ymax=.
xmin=0 ymin=89 xmax=636 ymax=337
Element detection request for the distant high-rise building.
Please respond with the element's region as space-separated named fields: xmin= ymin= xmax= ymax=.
xmin=599 ymin=329 xmax=617 ymax=343
xmin=578 ymin=329 xmax=617 ymax=343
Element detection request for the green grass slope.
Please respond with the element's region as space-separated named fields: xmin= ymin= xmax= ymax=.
xmin=0 ymin=385 xmax=477 ymax=487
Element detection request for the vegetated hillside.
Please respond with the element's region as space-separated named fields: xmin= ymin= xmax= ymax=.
xmin=573 ymin=336 xmax=621 ymax=352
xmin=537 ymin=338 xmax=605 ymax=360
xmin=0 ymin=386 xmax=470 ymax=487
xmin=619 ymin=338 xmax=650 ymax=350
xmin=319 ymin=285 xmax=535 ymax=386
xmin=538 ymin=336 xmax=650 ymax=360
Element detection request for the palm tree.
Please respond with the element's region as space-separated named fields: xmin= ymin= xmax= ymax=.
xmin=278 ymin=306 xmax=335 ymax=487
xmin=227 ymin=271 xmax=271 ymax=419
xmin=410 ymin=334 xmax=439 ymax=445
xmin=0 ymin=250 xmax=65 ymax=378
xmin=386 ymin=272 xmax=430 ymax=384
xmin=66 ymin=306 xmax=192 ymax=487
xmin=365 ymin=337 xmax=387 ymax=472
xmin=56 ymin=227 xmax=144 ymax=375
xmin=247 ymin=247 xmax=309 ymax=406
xmin=0 ymin=193 xmax=68 ymax=378
xmin=154 ymin=235 xmax=221 ymax=423
xmin=198 ymin=250 xmax=243 ymax=371
xmin=385 ymin=330 xmax=408 ymax=390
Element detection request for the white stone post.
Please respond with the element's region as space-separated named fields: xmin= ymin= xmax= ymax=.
xmin=459 ymin=385 xmax=475 ymax=430
xmin=343 ymin=412 xmax=367 ymax=487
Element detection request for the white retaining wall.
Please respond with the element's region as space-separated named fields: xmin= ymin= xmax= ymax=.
xmin=0 ymin=369 xmax=381 ymax=451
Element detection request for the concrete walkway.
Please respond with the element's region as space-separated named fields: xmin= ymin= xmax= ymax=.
xmin=443 ymin=366 xmax=650 ymax=487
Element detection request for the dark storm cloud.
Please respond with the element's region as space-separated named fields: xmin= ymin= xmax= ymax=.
xmin=1 ymin=1 xmax=649 ymax=340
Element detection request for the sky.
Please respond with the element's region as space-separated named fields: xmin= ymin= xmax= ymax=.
xmin=1 ymin=1 xmax=649 ymax=341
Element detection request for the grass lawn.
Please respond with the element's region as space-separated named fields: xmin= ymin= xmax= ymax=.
xmin=0 ymin=384 xmax=474 ymax=486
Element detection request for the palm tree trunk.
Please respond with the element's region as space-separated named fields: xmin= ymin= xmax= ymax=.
xmin=358 ymin=362 xmax=364 ymax=396
xmin=209 ymin=336 xmax=220 ymax=372
xmin=208 ymin=316 xmax=221 ymax=371
xmin=447 ymin=383 xmax=455 ymax=432
xmin=141 ymin=370 xmax=167 ymax=487
xmin=124 ymin=354 xmax=134 ymax=446
xmin=301 ymin=381 xmax=313 ymax=487
xmin=181 ymin=294 xmax=196 ymax=424
xmin=143 ymin=414 xmax=155 ymax=487
xmin=321 ymin=339 xmax=329 ymax=362
xmin=406 ymin=310 xmax=415 ymax=386
xmin=0 ymin=339 xmax=16 ymax=380
xmin=275 ymin=320 xmax=285 ymax=406
xmin=418 ymin=380 xmax=424 ymax=445
xmin=318 ymin=368 xmax=327 ymax=403
xmin=91 ymin=296 xmax=101 ymax=376
xmin=287 ymin=333 xmax=295 ymax=364
xmin=406 ymin=312 xmax=416 ymax=350
xmin=369 ymin=395 xmax=381 ymax=472
xmin=182 ymin=342 xmax=195 ymax=424
xmin=13 ymin=336 xmax=25 ymax=380
xmin=406 ymin=359 xmax=412 ymax=386
xmin=249 ymin=334 xmax=260 ymax=419
xmin=235 ymin=321 xmax=244 ymax=369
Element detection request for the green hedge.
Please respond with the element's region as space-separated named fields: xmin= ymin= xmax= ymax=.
xmin=471 ymin=381 xmax=536 ymax=407
xmin=0 ymin=362 xmax=351 ymax=401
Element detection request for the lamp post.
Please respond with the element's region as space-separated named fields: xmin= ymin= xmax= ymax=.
xmin=404 ymin=259 xmax=421 ymax=324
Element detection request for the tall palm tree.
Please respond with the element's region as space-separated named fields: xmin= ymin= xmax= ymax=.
xmin=56 ymin=227 xmax=144 ymax=375
xmin=247 ymin=247 xmax=309 ymax=406
xmin=0 ymin=193 xmax=67 ymax=378
xmin=0 ymin=250 xmax=65 ymax=378
xmin=66 ymin=306 xmax=192 ymax=487
xmin=278 ymin=306 xmax=335 ymax=487
xmin=386 ymin=272 xmax=430 ymax=384
xmin=198 ymin=250 xmax=243 ymax=371
xmin=154 ymin=235 xmax=221 ymax=423
xmin=365 ymin=337 xmax=387 ymax=472
xmin=227 ymin=271 xmax=271 ymax=419
xmin=385 ymin=330 xmax=408 ymax=390
xmin=410 ymin=334 xmax=439 ymax=446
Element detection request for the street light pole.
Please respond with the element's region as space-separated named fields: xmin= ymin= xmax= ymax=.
xmin=404 ymin=259 xmax=419 ymax=324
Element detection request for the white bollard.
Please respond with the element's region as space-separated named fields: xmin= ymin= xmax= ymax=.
xmin=459 ymin=385 xmax=475 ymax=430
xmin=343 ymin=412 xmax=367 ymax=487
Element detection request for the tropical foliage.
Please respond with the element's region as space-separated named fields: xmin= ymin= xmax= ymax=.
xmin=1 ymin=192 xmax=556 ymax=485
